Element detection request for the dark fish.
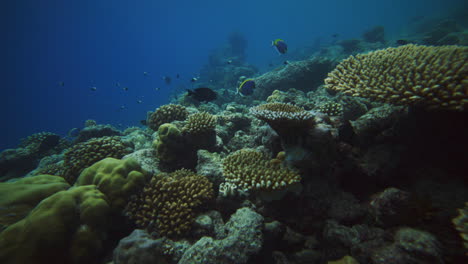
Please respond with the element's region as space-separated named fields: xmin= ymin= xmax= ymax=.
xmin=143 ymin=71 xmax=149 ymax=76
xmin=90 ymin=86 xmax=97 ymax=91
xmin=237 ymin=79 xmax=255 ymax=96
xmin=396 ymin=39 xmax=410 ymax=45
xmin=272 ymin=39 xmax=287 ymax=54
xmin=332 ymin=33 xmax=339 ymax=38
xmin=163 ymin=76 xmax=172 ymax=85
xmin=176 ymin=74 xmax=180 ymax=79
xmin=283 ymin=60 xmax=289 ymax=65
xmin=155 ymin=87 xmax=160 ymax=91
xmin=137 ymin=100 xmax=143 ymax=104
xmin=58 ymin=81 xmax=64 ymax=86
xmin=140 ymin=120 xmax=147 ymax=126
xmin=187 ymin=87 xmax=217 ymax=102
xmin=191 ymin=77 xmax=198 ymax=83
xmin=123 ymin=87 xmax=129 ymax=91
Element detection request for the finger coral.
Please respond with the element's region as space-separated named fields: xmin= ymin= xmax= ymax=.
xmin=147 ymin=104 xmax=188 ymax=131
xmin=324 ymin=44 xmax=468 ymax=111
xmin=126 ymin=169 xmax=213 ymax=238
xmin=317 ymin=102 xmax=343 ymax=116
xmin=63 ymin=136 xmax=132 ymax=184
xmin=182 ymin=112 xmax=217 ymax=135
xmin=222 ymin=149 xmax=301 ymax=192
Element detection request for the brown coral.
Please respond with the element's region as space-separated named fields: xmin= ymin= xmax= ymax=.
xmin=63 ymin=136 xmax=132 ymax=184
xmin=222 ymin=149 xmax=301 ymax=192
xmin=249 ymin=103 xmax=315 ymax=138
xmin=182 ymin=112 xmax=217 ymax=135
xmin=317 ymin=102 xmax=343 ymax=116
xmin=147 ymin=104 xmax=188 ymax=131
xmin=126 ymin=169 xmax=213 ymax=237
xmin=325 ymin=44 xmax=468 ymax=111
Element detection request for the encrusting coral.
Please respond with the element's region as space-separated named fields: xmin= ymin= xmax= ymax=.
xmin=75 ymin=157 xmax=148 ymax=210
xmin=147 ymin=104 xmax=188 ymax=131
xmin=222 ymin=149 xmax=301 ymax=193
xmin=126 ymin=169 xmax=213 ymax=238
xmin=62 ymin=136 xmax=132 ymax=184
xmin=324 ymin=44 xmax=468 ymax=111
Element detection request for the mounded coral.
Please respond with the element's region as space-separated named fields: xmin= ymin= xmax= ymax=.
xmin=0 ymin=175 xmax=70 ymax=228
xmin=63 ymin=136 xmax=132 ymax=184
xmin=147 ymin=104 xmax=188 ymax=131
xmin=126 ymin=169 xmax=214 ymax=238
xmin=75 ymin=158 xmax=148 ymax=210
xmin=222 ymin=149 xmax=301 ymax=192
xmin=0 ymin=185 xmax=111 ymax=264
xmin=153 ymin=123 xmax=194 ymax=170
xmin=325 ymin=44 xmax=468 ymax=111
xmin=452 ymin=202 xmax=468 ymax=250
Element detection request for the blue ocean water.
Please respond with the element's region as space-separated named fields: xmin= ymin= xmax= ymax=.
xmin=1 ymin=0 xmax=465 ymax=150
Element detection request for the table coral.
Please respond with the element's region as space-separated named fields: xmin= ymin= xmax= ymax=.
xmin=126 ymin=169 xmax=213 ymax=238
xmin=325 ymin=44 xmax=468 ymax=111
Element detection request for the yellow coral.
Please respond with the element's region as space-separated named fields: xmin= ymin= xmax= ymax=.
xmin=325 ymin=44 xmax=468 ymax=111
xmin=147 ymin=104 xmax=188 ymax=131
xmin=222 ymin=149 xmax=301 ymax=192
xmin=126 ymin=169 xmax=213 ymax=237
xmin=318 ymin=102 xmax=343 ymax=116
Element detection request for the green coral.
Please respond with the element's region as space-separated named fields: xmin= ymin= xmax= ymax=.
xmin=0 ymin=185 xmax=110 ymax=264
xmin=0 ymin=175 xmax=70 ymax=228
xmin=63 ymin=136 xmax=132 ymax=184
xmin=75 ymin=158 xmax=148 ymax=210
xmin=317 ymin=102 xmax=343 ymax=116
xmin=154 ymin=123 xmax=184 ymax=164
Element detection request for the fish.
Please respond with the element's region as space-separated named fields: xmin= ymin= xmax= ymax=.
xmin=283 ymin=60 xmax=289 ymax=65
xmin=237 ymin=79 xmax=255 ymax=96
xmin=396 ymin=39 xmax=410 ymax=45
xmin=272 ymin=39 xmax=287 ymax=54
xmin=90 ymin=86 xmax=97 ymax=91
xmin=137 ymin=100 xmax=143 ymax=104
xmin=332 ymin=33 xmax=339 ymax=38
xmin=191 ymin=77 xmax=199 ymax=83
xmin=116 ymin=82 xmax=121 ymax=87
xmin=143 ymin=71 xmax=149 ymax=76
xmin=155 ymin=87 xmax=160 ymax=91
xmin=186 ymin=87 xmax=217 ymax=102
xmin=162 ymin=76 xmax=172 ymax=85
xmin=119 ymin=105 xmax=126 ymax=110
xmin=176 ymin=74 xmax=180 ymax=79
xmin=123 ymin=87 xmax=129 ymax=91
xmin=140 ymin=120 xmax=147 ymax=126
xmin=226 ymin=59 xmax=233 ymax=64
xmin=58 ymin=81 xmax=64 ymax=86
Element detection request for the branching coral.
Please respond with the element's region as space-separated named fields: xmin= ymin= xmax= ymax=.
xmin=126 ymin=169 xmax=213 ymax=238
xmin=317 ymin=102 xmax=343 ymax=116
xmin=182 ymin=112 xmax=217 ymax=135
xmin=63 ymin=136 xmax=132 ymax=184
xmin=147 ymin=104 xmax=188 ymax=131
xmin=325 ymin=44 xmax=468 ymax=111
xmin=222 ymin=149 xmax=301 ymax=192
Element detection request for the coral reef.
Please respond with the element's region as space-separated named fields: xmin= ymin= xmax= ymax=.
xmin=75 ymin=158 xmax=148 ymax=210
xmin=126 ymin=169 xmax=213 ymax=237
xmin=317 ymin=101 xmax=343 ymax=116
xmin=147 ymin=104 xmax=188 ymax=131
xmin=74 ymin=124 xmax=121 ymax=143
xmin=362 ymin=25 xmax=385 ymax=43
xmin=222 ymin=149 xmax=301 ymax=193
xmin=452 ymin=202 xmax=468 ymax=250
xmin=62 ymin=136 xmax=132 ymax=183
xmin=325 ymin=44 xmax=468 ymax=111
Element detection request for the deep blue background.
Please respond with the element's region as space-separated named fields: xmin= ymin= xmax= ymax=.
xmin=0 ymin=0 xmax=464 ymax=150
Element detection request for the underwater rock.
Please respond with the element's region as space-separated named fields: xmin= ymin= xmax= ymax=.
xmin=369 ymin=187 xmax=413 ymax=227
xmin=178 ymin=207 xmax=263 ymax=264
xmin=122 ymin=127 xmax=153 ymax=150
xmin=113 ymin=229 xmax=190 ymax=264
xmin=254 ymin=57 xmax=334 ymax=99
xmin=74 ymin=124 xmax=121 ymax=143
xmin=371 ymin=228 xmax=443 ymax=264
xmin=362 ymin=25 xmax=385 ymax=43
xmin=0 ymin=148 xmax=38 ymax=181
xmin=293 ymin=249 xmax=321 ymax=264
xmin=196 ymin=150 xmax=223 ymax=186
xmin=192 ymin=210 xmax=226 ymax=239
xmin=123 ymin=148 xmax=160 ymax=175
xmin=327 ymin=191 xmax=366 ymax=224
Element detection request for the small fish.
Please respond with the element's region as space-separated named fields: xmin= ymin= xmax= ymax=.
xmin=143 ymin=71 xmax=149 ymax=76
xmin=191 ymin=77 xmax=199 ymax=83
xmin=137 ymin=100 xmax=143 ymax=104
xmin=58 ymin=81 xmax=65 ymax=86
xmin=268 ymin=62 xmax=274 ymax=67
xmin=272 ymin=39 xmax=287 ymax=54
xmin=155 ymin=87 xmax=160 ymax=91
xmin=332 ymin=33 xmax=339 ymax=38
xmin=187 ymin=87 xmax=217 ymax=102
xmin=116 ymin=82 xmax=121 ymax=87
xmin=122 ymin=87 xmax=129 ymax=91
xmin=237 ymin=79 xmax=255 ymax=96
xmin=140 ymin=120 xmax=147 ymax=126
xmin=283 ymin=60 xmax=289 ymax=65
xmin=226 ymin=59 xmax=233 ymax=64
xmin=90 ymin=86 xmax=97 ymax=91
xmin=119 ymin=105 xmax=126 ymax=110
xmin=176 ymin=74 xmax=180 ymax=79
xmin=396 ymin=39 xmax=410 ymax=45
xmin=162 ymin=76 xmax=172 ymax=85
